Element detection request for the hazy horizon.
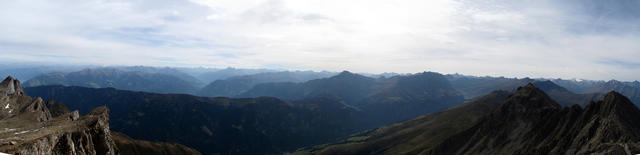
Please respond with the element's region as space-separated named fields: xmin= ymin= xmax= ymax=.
xmin=2 ymin=63 xmax=639 ymax=83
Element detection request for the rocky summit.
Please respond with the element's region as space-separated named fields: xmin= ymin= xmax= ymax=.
xmin=0 ymin=76 xmax=201 ymax=155
xmin=431 ymin=84 xmax=640 ymax=155
xmin=309 ymin=83 xmax=640 ymax=155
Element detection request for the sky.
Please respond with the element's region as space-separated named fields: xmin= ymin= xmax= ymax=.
xmin=0 ymin=0 xmax=639 ymax=80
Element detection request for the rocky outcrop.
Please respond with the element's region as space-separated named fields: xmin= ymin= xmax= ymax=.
xmin=11 ymin=107 xmax=119 ymax=155
xmin=0 ymin=76 xmax=118 ymax=154
xmin=0 ymin=76 xmax=201 ymax=154
xmin=0 ymin=76 xmax=24 ymax=96
xmin=0 ymin=76 xmax=26 ymax=120
xmin=1 ymin=76 xmax=51 ymax=122
xmin=46 ymin=99 xmax=72 ymax=117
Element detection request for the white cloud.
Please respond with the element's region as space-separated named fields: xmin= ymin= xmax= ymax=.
xmin=0 ymin=0 xmax=639 ymax=80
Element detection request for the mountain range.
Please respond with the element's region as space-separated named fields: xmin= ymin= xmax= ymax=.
xmin=197 ymin=71 xmax=336 ymax=97
xmin=24 ymin=71 xmax=466 ymax=154
xmin=238 ymin=71 xmax=465 ymax=127
xmin=24 ymin=68 xmax=201 ymax=94
xmin=12 ymin=65 xmax=639 ymax=107
xmin=4 ymin=65 xmax=640 ymax=154
xmin=191 ymin=67 xmax=278 ymax=84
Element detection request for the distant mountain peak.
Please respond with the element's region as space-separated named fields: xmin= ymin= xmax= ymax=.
xmin=605 ymin=79 xmax=623 ymax=85
xmin=532 ymin=80 xmax=570 ymax=92
xmin=414 ymin=71 xmax=440 ymax=77
xmin=338 ymin=70 xmax=354 ymax=75
xmin=332 ymin=70 xmax=367 ymax=80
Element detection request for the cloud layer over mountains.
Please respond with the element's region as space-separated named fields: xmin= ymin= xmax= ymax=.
xmin=1 ymin=0 xmax=639 ymax=80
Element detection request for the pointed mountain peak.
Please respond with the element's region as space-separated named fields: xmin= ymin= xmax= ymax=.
xmin=332 ymin=71 xmax=367 ymax=79
xmin=2 ymin=76 xmax=17 ymax=86
xmin=601 ymin=91 xmax=637 ymax=110
xmin=3 ymin=76 xmax=15 ymax=82
xmin=582 ymin=91 xmax=640 ymax=129
xmin=338 ymin=70 xmax=354 ymax=75
xmin=502 ymin=83 xmax=561 ymax=111
xmin=604 ymin=91 xmax=625 ymax=98
xmin=520 ymin=83 xmax=537 ymax=90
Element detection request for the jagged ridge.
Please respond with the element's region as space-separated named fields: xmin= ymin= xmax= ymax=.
xmin=309 ymin=83 xmax=640 ymax=155
xmin=430 ymin=83 xmax=640 ymax=155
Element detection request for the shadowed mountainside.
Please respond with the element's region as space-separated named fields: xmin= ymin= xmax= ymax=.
xmin=305 ymin=90 xmax=511 ymax=154
xmin=193 ymin=67 xmax=277 ymax=84
xmin=430 ymin=84 xmax=640 ymax=154
xmin=239 ymin=71 xmax=465 ymax=127
xmin=24 ymin=86 xmax=361 ymax=154
xmin=198 ymin=71 xmax=336 ymax=97
xmin=308 ymin=84 xmax=640 ymax=155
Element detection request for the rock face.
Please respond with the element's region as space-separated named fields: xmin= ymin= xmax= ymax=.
xmin=1 ymin=76 xmax=23 ymax=119
xmin=0 ymin=76 xmax=119 ymax=154
xmin=0 ymin=76 xmax=201 ymax=155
